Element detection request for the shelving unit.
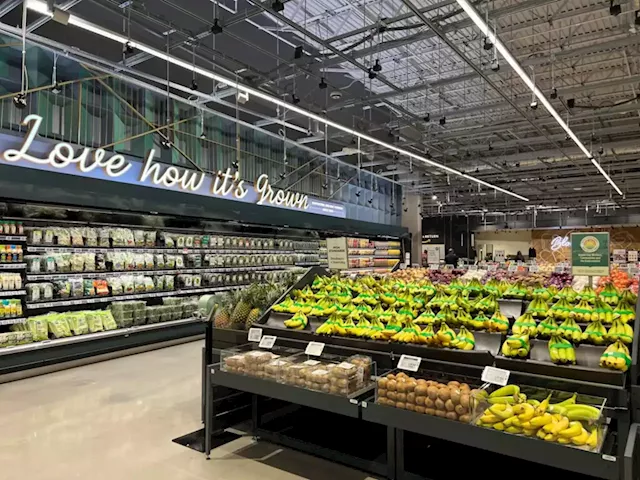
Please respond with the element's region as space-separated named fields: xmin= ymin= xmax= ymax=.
xmin=345 ymin=238 xmax=401 ymax=272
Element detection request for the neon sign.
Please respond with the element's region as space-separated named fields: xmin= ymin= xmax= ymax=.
xmin=551 ymin=235 xmax=571 ymax=251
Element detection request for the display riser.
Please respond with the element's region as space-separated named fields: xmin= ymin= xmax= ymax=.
xmin=0 ymin=319 xmax=205 ymax=382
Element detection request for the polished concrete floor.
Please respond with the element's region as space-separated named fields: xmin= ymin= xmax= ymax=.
xmin=0 ymin=342 xmax=376 ymax=480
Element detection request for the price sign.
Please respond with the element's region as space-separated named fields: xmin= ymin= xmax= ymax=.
xmin=247 ymin=328 xmax=263 ymax=342
xmin=428 ymin=264 xmax=439 ymax=270
xmin=554 ymin=265 xmax=564 ymax=273
xmin=258 ymin=335 xmax=277 ymax=349
xmin=508 ymin=264 xmax=518 ymax=272
xmin=482 ymin=366 xmax=510 ymax=386
xmin=397 ymin=354 xmax=422 ymax=372
xmin=529 ymin=265 xmax=539 ymax=273
xmin=488 ymin=264 xmax=498 ymax=272
xmin=629 ymin=251 xmax=638 ymax=263
xmin=469 ymin=265 xmax=478 ymax=271
xmin=305 ymin=341 xmax=325 ymax=356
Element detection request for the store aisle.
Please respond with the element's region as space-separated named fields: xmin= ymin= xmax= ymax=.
xmin=0 ymin=342 xmax=376 ymax=480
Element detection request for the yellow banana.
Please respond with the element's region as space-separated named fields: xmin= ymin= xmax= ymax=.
xmin=551 ymin=416 xmax=569 ymax=434
xmin=489 ymin=404 xmax=514 ymax=420
xmin=479 ymin=414 xmax=502 ymax=424
xmin=530 ymin=413 xmax=553 ymax=428
xmin=558 ymin=421 xmax=583 ymax=438
xmin=517 ymin=403 xmax=535 ymax=421
xmin=571 ymin=428 xmax=590 ymax=446
xmin=586 ymin=428 xmax=599 ymax=449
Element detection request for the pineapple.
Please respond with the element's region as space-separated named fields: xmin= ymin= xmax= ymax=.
xmin=244 ymin=284 xmax=272 ymax=329
xmin=230 ymin=288 xmax=252 ymax=328
xmin=213 ymin=292 xmax=234 ymax=329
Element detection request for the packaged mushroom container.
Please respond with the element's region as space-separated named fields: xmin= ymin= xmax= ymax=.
xmin=375 ymin=370 xmax=477 ymax=423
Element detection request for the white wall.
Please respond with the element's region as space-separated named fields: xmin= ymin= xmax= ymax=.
xmin=475 ymin=231 xmax=532 ymax=257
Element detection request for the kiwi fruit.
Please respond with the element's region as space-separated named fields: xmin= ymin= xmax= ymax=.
xmin=415 ymin=405 xmax=426 ymax=414
xmin=427 ymin=386 xmax=439 ymax=400
xmin=417 ymin=379 xmax=428 ymax=385
xmin=435 ymin=410 xmax=447 ymax=418
xmin=387 ymin=380 xmax=397 ymax=392
xmin=455 ymin=404 xmax=467 ymax=416
xmin=378 ymin=389 xmax=387 ymax=398
xmin=445 ymin=411 xmax=458 ymax=421
xmin=435 ymin=398 xmax=445 ymax=410
xmin=438 ymin=388 xmax=450 ymax=402
xmin=406 ymin=403 xmax=415 ymax=412
xmin=387 ymin=374 xmax=396 ymax=381
xmin=424 ymin=398 xmax=435 ymax=408
xmin=397 ymin=372 xmax=408 ymax=380
xmin=406 ymin=392 xmax=416 ymax=404
xmin=406 ymin=381 xmax=417 ymax=392
xmin=415 ymin=396 xmax=426 ymax=406
xmin=425 ymin=408 xmax=436 ymax=416
xmin=378 ymin=378 xmax=388 ymax=389
xmin=450 ymin=390 xmax=461 ymax=405
xmin=459 ymin=383 xmax=470 ymax=392
xmin=387 ymin=391 xmax=397 ymax=401
xmin=459 ymin=414 xmax=471 ymax=423
xmin=460 ymin=393 xmax=470 ymax=408
xmin=396 ymin=392 xmax=407 ymax=403
xmin=448 ymin=381 xmax=460 ymax=388
xmin=445 ymin=399 xmax=455 ymax=412
xmin=415 ymin=385 xmax=429 ymax=396
xmin=396 ymin=402 xmax=406 ymax=409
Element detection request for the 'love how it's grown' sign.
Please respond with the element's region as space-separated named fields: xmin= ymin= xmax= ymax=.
xmin=0 ymin=114 xmax=346 ymax=218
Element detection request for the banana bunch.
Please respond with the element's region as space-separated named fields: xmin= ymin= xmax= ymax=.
xmin=483 ymin=279 xmax=500 ymax=297
xmin=465 ymin=278 xmax=484 ymax=297
xmin=308 ymin=304 xmax=325 ymax=317
xmin=272 ymin=297 xmax=294 ymax=313
xmin=391 ymin=320 xmax=422 ymax=343
xmin=427 ymin=288 xmax=447 ymax=309
xmin=452 ymin=326 xmax=475 ymax=350
xmin=435 ymin=304 xmax=457 ymax=325
xmin=555 ymin=286 xmax=579 ymax=303
xmin=415 ymin=306 xmax=436 ymax=325
xmin=526 ymin=296 xmax=549 ymax=319
xmin=532 ymin=283 xmax=552 ymax=301
xmin=613 ymin=299 xmax=636 ymax=323
xmin=600 ymin=339 xmax=632 ymax=372
xmin=599 ymin=282 xmax=620 ymax=306
xmin=593 ymin=298 xmax=614 ymax=324
xmin=548 ymin=334 xmax=576 ymax=364
xmin=487 ymin=310 xmax=509 ymax=333
xmin=622 ymin=288 xmax=638 ymax=305
xmin=501 ymin=334 xmax=530 ymax=358
xmin=537 ymin=316 xmax=558 ymax=338
xmin=606 ymin=318 xmax=634 ymax=344
xmin=340 ymin=313 xmax=358 ymax=336
xmin=351 ymin=316 xmax=372 ymax=338
xmin=365 ymin=316 xmax=386 ymax=340
xmin=457 ymin=310 xmax=473 ymax=329
xmin=315 ymin=313 xmax=340 ymax=335
xmin=513 ymin=312 xmax=538 ymax=336
xmin=581 ymin=320 xmax=607 ymax=345
xmin=378 ymin=306 xmax=397 ymax=323
xmin=503 ymin=281 xmax=528 ymax=300
xmin=549 ymin=298 xmax=572 ymax=321
xmin=419 ymin=324 xmax=439 ymax=346
xmin=571 ymin=299 xmax=594 ymax=322
xmin=468 ymin=312 xmax=489 ymax=330
xmin=436 ymin=322 xmax=457 ymax=347
xmin=397 ymin=307 xmax=417 ymax=324
xmin=379 ymin=292 xmax=397 ymax=306
xmin=474 ymin=293 xmax=498 ymax=314
xmin=557 ymin=318 xmax=583 ymax=343
xmin=284 ymin=312 xmax=309 ymax=330
xmin=579 ymin=285 xmax=597 ymax=305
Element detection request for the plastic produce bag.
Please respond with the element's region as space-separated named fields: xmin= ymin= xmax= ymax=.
xmin=101 ymin=310 xmax=118 ymax=331
xmin=27 ymin=317 xmax=49 ymax=341
xmin=47 ymin=315 xmax=72 ymax=338
xmin=85 ymin=311 xmax=104 ymax=333
xmin=66 ymin=312 xmax=89 ymax=336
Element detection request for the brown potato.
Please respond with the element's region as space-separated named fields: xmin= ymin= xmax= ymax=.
xmin=406 ymin=381 xmax=417 ymax=392
xmin=445 ymin=399 xmax=455 ymax=412
xmin=455 ymin=404 xmax=467 ymax=416
xmin=387 ymin=374 xmax=396 ymax=381
xmin=378 ymin=389 xmax=387 ymax=398
xmin=459 ymin=414 xmax=471 ymax=423
xmin=397 ymin=372 xmax=408 ymax=379
xmin=435 ymin=410 xmax=447 ymax=418
xmin=415 ymin=385 xmax=429 ymax=397
xmin=396 ymin=393 xmax=407 ymax=403
xmin=427 ymin=386 xmax=439 ymax=400
xmin=435 ymin=398 xmax=445 ymax=410
xmin=415 ymin=405 xmax=426 ymax=414
xmin=378 ymin=378 xmax=388 ymax=389
xmin=425 ymin=380 xmax=436 ymax=387
xmin=406 ymin=392 xmax=416 ymax=404
xmin=459 ymin=383 xmax=470 ymax=392
xmin=425 ymin=408 xmax=436 ymax=416
xmin=396 ymin=382 xmax=407 ymax=394
xmin=438 ymin=388 xmax=450 ymax=402
xmin=450 ymin=390 xmax=461 ymax=405
xmin=396 ymin=402 xmax=406 ymax=409
xmin=448 ymin=381 xmax=460 ymax=388
xmin=387 ymin=380 xmax=397 ymax=392
xmin=417 ymin=379 xmax=428 ymax=386
xmin=445 ymin=412 xmax=458 ymax=421
xmin=424 ymin=398 xmax=435 ymax=409
xmin=460 ymin=394 xmax=470 ymax=409
xmin=415 ymin=396 xmax=426 ymax=406
xmin=387 ymin=391 xmax=397 ymax=401
xmin=406 ymin=403 xmax=415 ymax=412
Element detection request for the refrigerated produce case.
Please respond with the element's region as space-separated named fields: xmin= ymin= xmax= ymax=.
xmin=200 ymin=267 xmax=640 ymax=480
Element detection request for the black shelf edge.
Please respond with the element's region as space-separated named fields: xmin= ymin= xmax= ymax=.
xmin=207 ymin=368 xmax=365 ymax=418
xmin=361 ymin=401 xmax=620 ymax=480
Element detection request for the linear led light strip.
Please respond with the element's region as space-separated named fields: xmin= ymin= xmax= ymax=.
xmin=26 ymin=0 xmax=529 ymax=201
xmin=454 ymin=0 xmax=622 ymax=197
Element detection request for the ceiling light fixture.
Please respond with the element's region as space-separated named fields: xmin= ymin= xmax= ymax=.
xmin=211 ymin=18 xmax=223 ymax=35
xmin=23 ymin=0 xmax=528 ymax=202
xmin=454 ymin=0 xmax=622 ymax=196
xmin=272 ymin=0 xmax=285 ymax=13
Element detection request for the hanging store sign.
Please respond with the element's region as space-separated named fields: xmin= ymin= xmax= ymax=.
xmin=571 ymin=232 xmax=610 ymax=276
xmin=0 ymin=114 xmax=346 ymax=218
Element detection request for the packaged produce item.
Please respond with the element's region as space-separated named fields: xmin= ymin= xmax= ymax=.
xmin=102 ymin=310 xmax=118 ymax=330
xmin=0 ymin=273 xmax=22 ymax=290
xmin=47 ymin=315 xmax=72 ymax=338
xmin=0 ymin=299 xmax=23 ymax=318
xmin=145 ymin=230 xmax=156 ymax=247
xmin=134 ymin=230 xmax=145 ymax=247
xmin=85 ymin=310 xmax=105 ymax=333
xmin=85 ymin=228 xmax=98 ymax=247
xmin=26 ymin=255 xmax=41 ymax=273
xmin=26 ymin=284 xmax=41 ymax=302
xmin=66 ymin=312 xmax=90 ymax=335
xmin=29 ymin=228 xmax=43 ymax=245
xmin=70 ymin=227 xmax=84 ymax=246
xmin=98 ymin=228 xmax=110 ymax=247
xmin=26 ymin=317 xmax=48 ymax=341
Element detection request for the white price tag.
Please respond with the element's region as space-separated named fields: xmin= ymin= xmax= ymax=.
xmin=602 ymin=454 xmax=617 ymax=462
xmin=487 ymin=264 xmax=497 ymax=271
xmin=529 ymin=265 xmax=539 ymax=273
xmin=305 ymin=341 xmax=325 ymax=356
xmin=482 ymin=366 xmax=510 ymax=386
xmin=468 ymin=265 xmax=478 ymax=271
xmin=397 ymin=354 xmax=421 ymax=372
xmin=247 ymin=328 xmax=263 ymax=342
xmin=554 ymin=266 xmax=564 ymax=273
xmin=508 ymin=264 xmax=518 ymax=272
xmin=258 ymin=335 xmax=277 ymax=349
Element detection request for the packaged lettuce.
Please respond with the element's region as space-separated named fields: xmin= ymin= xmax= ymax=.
xmin=27 ymin=317 xmax=49 ymax=341
xmin=15 ymin=330 xmax=33 ymax=345
xmin=66 ymin=312 xmax=89 ymax=336
xmin=101 ymin=310 xmax=118 ymax=331
xmin=85 ymin=311 xmax=104 ymax=333
xmin=0 ymin=332 xmax=18 ymax=347
xmin=47 ymin=315 xmax=72 ymax=338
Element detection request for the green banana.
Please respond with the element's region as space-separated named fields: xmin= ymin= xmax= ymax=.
xmin=489 ymin=385 xmax=520 ymax=398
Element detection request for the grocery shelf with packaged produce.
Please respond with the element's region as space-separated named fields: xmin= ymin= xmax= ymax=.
xmin=201 ymin=265 xmax=640 ymax=480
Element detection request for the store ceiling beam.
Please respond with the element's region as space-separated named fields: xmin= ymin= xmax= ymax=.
xmin=0 ymin=0 xmax=20 ymax=17
xmin=27 ymin=0 xmax=83 ymax=32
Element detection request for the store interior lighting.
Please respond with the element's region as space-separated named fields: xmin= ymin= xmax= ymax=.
xmin=24 ymin=0 xmax=529 ymax=202
xmin=454 ymin=0 xmax=623 ymax=197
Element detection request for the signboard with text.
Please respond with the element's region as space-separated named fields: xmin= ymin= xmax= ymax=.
xmin=326 ymin=237 xmax=348 ymax=270
xmin=571 ymin=232 xmax=610 ymax=276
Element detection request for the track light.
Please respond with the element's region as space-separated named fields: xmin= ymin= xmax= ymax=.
xmin=160 ymin=138 xmax=172 ymax=149
xmin=373 ymin=59 xmax=382 ymax=72
xmin=123 ymin=41 xmax=134 ymax=54
xmin=550 ymin=87 xmax=558 ymax=99
xmin=211 ymin=18 xmax=223 ymax=34
xmin=318 ymin=77 xmax=327 ymax=89
xmin=483 ymin=36 xmax=493 ymax=50
xmin=231 ymin=160 xmax=239 ymax=170
xmin=567 ymin=98 xmax=575 ymax=109
xmin=13 ymin=94 xmax=27 ymax=109
xmin=610 ymin=1 xmax=621 ymax=16
xmin=488 ymin=143 xmax=493 ymax=151
xmin=191 ymin=79 xmax=198 ymax=90
xmin=368 ymin=198 xmax=373 ymax=204
xmin=199 ymin=132 xmax=207 ymax=140
xmin=279 ymin=172 xmax=287 ymax=179
xmin=490 ymin=58 xmax=499 ymax=72
xmin=50 ymin=83 xmax=62 ymax=95
xmin=321 ymin=182 xmax=328 ymax=190
xmin=404 ymin=208 xmax=408 ymax=213
xmin=355 ymin=190 xmax=361 ymax=197
xmin=291 ymin=94 xmax=300 ymax=105
xmin=529 ymin=100 xmax=538 ymax=110
xmin=432 ymin=195 xmax=437 ymax=200
xmin=598 ymin=146 xmax=605 ymax=155
xmin=423 ymin=113 xmax=430 ymax=122
xmin=272 ymin=0 xmax=285 ymax=13
xmin=439 ymin=116 xmax=446 ymax=125
xmin=293 ymin=45 xmax=303 ymax=59
xmin=368 ymin=68 xmax=377 ymax=80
